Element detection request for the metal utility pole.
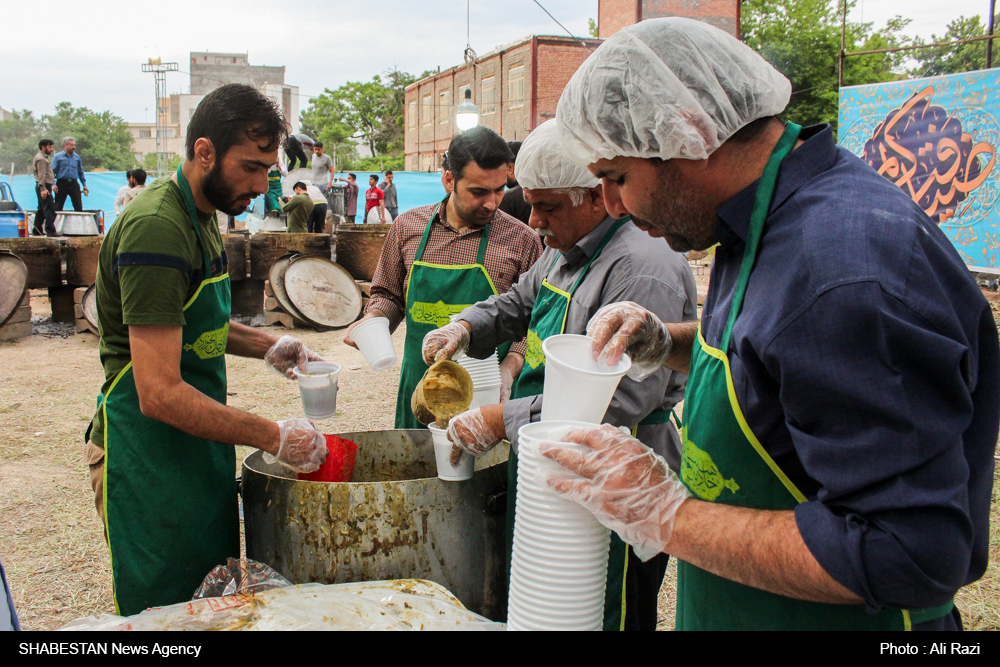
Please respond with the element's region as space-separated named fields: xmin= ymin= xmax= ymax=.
xmin=141 ymin=59 xmax=178 ymax=176
xmin=988 ymin=0 xmax=996 ymax=69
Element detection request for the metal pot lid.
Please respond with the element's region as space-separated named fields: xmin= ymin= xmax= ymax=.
xmin=284 ymin=255 xmax=362 ymax=329
xmin=82 ymin=284 xmax=99 ymax=332
xmin=0 ymin=252 xmax=28 ymax=327
xmin=268 ymin=254 xmax=311 ymax=325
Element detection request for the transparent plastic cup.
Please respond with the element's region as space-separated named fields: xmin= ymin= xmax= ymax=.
xmin=428 ymin=422 xmax=474 ymax=481
xmin=351 ymin=317 xmax=397 ymax=371
xmin=539 ymin=334 xmax=631 ymax=423
xmin=295 ymin=362 xmax=340 ymax=420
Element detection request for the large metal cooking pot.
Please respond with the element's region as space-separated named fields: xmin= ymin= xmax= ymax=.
xmin=242 ymin=430 xmax=509 ymax=620
xmin=55 ymin=210 xmax=103 ymax=236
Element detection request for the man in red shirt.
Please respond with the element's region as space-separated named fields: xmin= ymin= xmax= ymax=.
xmin=365 ymin=174 xmax=387 ymax=224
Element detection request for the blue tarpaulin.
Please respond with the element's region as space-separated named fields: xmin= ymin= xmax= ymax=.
xmin=2 ymin=170 xmax=447 ymax=238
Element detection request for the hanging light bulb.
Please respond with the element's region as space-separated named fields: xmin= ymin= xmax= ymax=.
xmin=455 ymin=88 xmax=479 ymax=131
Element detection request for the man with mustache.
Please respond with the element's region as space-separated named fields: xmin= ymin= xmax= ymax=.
xmin=344 ymin=126 xmax=543 ymax=428
xmin=422 ymin=119 xmax=697 ymax=630
xmin=88 ymin=84 xmax=329 ymax=616
xmin=541 ymin=18 xmax=998 ymax=630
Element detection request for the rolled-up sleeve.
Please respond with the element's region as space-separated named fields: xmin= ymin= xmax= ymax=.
xmin=772 ymin=282 xmax=981 ymax=610
xmin=367 ymin=223 xmax=407 ymax=329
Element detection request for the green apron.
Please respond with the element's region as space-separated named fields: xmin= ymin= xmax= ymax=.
xmin=676 ymin=122 xmax=954 ymax=631
xmin=101 ymin=166 xmax=239 ymax=616
xmin=265 ymin=168 xmax=282 ymax=213
xmin=394 ymin=203 xmax=511 ymax=428
xmin=508 ymin=217 xmax=669 ymax=631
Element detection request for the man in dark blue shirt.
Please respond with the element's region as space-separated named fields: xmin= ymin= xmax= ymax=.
xmin=51 ymin=136 xmax=88 ymax=212
xmin=544 ymin=18 xmax=998 ymax=630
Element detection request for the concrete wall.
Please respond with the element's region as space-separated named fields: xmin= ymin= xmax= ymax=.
xmin=263 ymin=84 xmax=300 ymax=133
xmin=189 ymin=51 xmax=285 ymax=95
xmin=599 ymin=0 xmax=739 ymax=38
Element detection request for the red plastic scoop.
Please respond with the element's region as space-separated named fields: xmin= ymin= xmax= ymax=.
xmin=297 ymin=435 xmax=358 ymax=483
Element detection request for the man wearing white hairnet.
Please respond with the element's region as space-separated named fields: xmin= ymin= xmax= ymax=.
xmin=421 ymin=119 xmax=697 ymax=630
xmin=543 ymin=18 xmax=998 ymax=631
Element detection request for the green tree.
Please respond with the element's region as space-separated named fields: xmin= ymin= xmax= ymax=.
xmin=742 ymin=0 xmax=912 ymax=130
xmin=142 ymin=152 xmax=183 ymax=172
xmin=588 ymin=18 xmax=599 ymax=38
xmin=43 ymin=102 xmax=135 ymax=171
xmin=911 ymin=14 xmax=1000 ymax=76
xmin=0 ymin=110 xmax=44 ymax=174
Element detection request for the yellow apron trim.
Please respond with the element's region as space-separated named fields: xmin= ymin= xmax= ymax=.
xmin=903 ymin=610 xmax=912 ymax=631
xmin=102 ymin=360 xmax=134 ymax=616
xmin=620 ymin=544 xmax=630 ymax=631
xmin=184 ymin=272 xmax=230 ymax=310
xmin=540 ymin=278 xmax=574 ymax=334
xmin=696 ymin=327 xmax=809 ymax=504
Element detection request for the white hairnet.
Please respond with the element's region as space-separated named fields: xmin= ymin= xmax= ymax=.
xmin=516 ymin=120 xmax=601 ymax=190
xmin=556 ymin=17 xmax=791 ymax=166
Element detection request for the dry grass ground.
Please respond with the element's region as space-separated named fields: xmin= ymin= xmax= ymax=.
xmin=1 ymin=289 xmax=998 ymax=630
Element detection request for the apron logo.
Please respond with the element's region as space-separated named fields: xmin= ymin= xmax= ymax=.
xmin=525 ymin=330 xmax=545 ymax=369
xmin=183 ymin=323 xmax=229 ymax=360
xmin=409 ymin=301 xmax=470 ymax=327
xmin=681 ymin=435 xmax=740 ymax=501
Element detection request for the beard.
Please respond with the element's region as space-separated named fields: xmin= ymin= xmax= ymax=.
xmin=452 ymin=192 xmax=496 ymax=226
xmin=632 ymin=163 xmax=718 ymax=253
xmin=201 ymin=163 xmax=257 ymax=216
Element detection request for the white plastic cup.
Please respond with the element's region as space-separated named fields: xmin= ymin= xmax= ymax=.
xmin=428 ymin=422 xmax=474 ymax=482
xmin=507 ymin=421 xmax=611 ymax=632
xmin=470 ymin=385 xmax=502 ymax=410
xmin=295 ymin=362 xmax=340 ymax=420
xmin=540 ymin=334 xmax=631 ymax=423
xmin=351 ymin=317 xmax=397 ymax=371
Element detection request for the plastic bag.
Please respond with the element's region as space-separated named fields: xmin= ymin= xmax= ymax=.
xmin=192 ymin=557 xmax=291 ymax=599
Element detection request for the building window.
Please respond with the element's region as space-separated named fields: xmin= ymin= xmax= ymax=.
xmin=422 ymin=95 xmax=433 ymax=127
xmin=408 ymin=101 xmax=417 ymax=130
xmin=509 ymin=66 xmax=524 ymax=109
xmin=439 ymin=90 xmax=451 ymax=125
xmin=162 ymin=129 xmax=175 ymax=138
xmin=481 ymin=77 xmax=496 ymax=116
xmin=139 ymin=129 xmax=152 ymax=138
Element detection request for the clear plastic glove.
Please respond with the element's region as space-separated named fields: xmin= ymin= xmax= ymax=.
xmin=264 ymin=335 xmax=324 ymax=379
xmin=263 ymin=418 xmax=329 ymax=473
xmin=446 ymin=407 xmax=505 ymax=465
xmin=537 ymin=424 xmax=690 ymax=561
xmin=498 ymin=353 xmax=522 ymax=403
xmin=421 ymin=322 xmax=470 ymax=365
xmin=586 ymin=302 xmax=672 ymax=381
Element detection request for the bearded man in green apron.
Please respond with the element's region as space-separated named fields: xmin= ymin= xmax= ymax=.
xmin=421 ymin=120 xmax=697 ymax=630
xmin=344 ymin=126 xmax=543 ymax=428
xmin=264 ymin=157 xmax=286 ymax=214
xmin=537 ymin=18 xmax=999 ymax=631
xmin=86 ymin=84 xmax=330 ymax=617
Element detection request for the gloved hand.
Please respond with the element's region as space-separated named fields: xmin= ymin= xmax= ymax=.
xmin=264 ymin=335 xmax=324 ymax=379
xmin=264 ymin=418 xmax=329 ymax=473
xmin=537 ymin=424 xmax=690 ymax=560
xmin=447 ymin=406 xmax=505 ymax=465
xmin=586 ymin=302 xmax=672 ymax=381
xmin=498 ymin=353 xmax=523 ymax=403
xmin=422 ymin=322 xmax=471 ymax=365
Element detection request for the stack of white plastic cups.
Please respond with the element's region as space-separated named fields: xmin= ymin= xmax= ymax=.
xmin=507 ymin=421 xmax=612 ymax=631
xmin=454 ymin=352 xmax=502 ymax=409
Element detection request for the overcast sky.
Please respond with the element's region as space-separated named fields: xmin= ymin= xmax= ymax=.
xmin=0 ymin=0 xmax=993 ymax=123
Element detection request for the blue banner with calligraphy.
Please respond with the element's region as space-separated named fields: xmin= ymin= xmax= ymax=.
xmin=839 ymin=71 xmax=1000 ymax=271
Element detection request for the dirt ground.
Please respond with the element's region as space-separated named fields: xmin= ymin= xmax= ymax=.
xmin=1 ymin=288 xmax=998 ymax=630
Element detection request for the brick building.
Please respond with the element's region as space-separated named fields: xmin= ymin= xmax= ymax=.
xmin=599 ymin=0 xmax=740 ymax=39
xmin=404 ymin=35 xmax=602 ymax=173
xmin=403 ymin=2 xmax=740 ymax=173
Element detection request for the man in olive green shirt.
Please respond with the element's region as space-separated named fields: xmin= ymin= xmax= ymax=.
xmin=87 ymin=84 xmax=330 ymax=615
xmin=281 ymin=181 xmax=314 ymax=233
